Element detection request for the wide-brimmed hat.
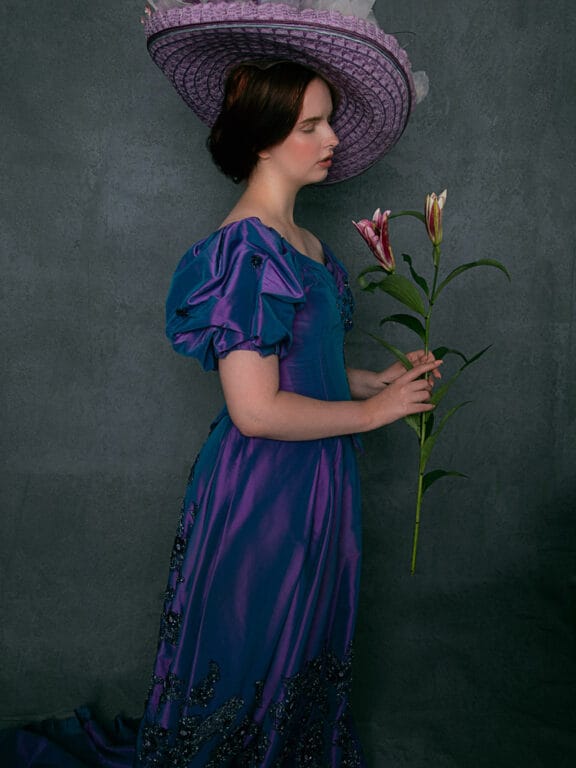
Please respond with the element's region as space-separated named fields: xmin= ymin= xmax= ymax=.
xmin=143 ymin=1 xmax=427 ymax=183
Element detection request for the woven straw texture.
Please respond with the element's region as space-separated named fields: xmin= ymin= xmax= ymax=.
xmin=145 ymin=2 xmax=415 ymax=182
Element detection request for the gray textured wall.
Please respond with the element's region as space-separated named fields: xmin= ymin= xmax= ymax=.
xmin=1 ymin=0 xmax=575 ymax=766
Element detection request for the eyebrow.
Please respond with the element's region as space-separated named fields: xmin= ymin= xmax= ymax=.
xmin=297 ymin=115 xmax=332 ymax=126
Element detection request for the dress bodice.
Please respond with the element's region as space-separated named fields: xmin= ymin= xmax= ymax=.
xmin=165 ymin=217 xmax=354 ymax=403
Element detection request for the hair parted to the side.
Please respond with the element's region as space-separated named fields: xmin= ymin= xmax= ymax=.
xmin=208 ymin=60 xmax=338 ymax=183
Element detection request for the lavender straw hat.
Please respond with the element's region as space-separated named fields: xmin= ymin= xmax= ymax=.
xmin=143 ymin=0 xmax=428 ymax=183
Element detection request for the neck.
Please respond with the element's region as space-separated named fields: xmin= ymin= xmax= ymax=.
xmin=230 ymin=165 xmax=301 ymax=231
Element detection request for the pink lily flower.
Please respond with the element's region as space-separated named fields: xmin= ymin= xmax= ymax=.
xmin=353 ymin=208 xmax=395 ymax=272
xmin=425 ymin=189 xmax=447 ymax=246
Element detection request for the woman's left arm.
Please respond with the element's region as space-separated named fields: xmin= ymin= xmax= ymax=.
xmin=347 ymin=350 xmax=441 ymax=400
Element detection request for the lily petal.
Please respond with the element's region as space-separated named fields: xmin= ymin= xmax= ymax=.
xmin=353 ymin=209 xmax=395 ymax=272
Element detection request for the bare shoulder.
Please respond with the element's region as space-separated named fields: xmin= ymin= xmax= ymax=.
xmin=219 ymin=203 xmax=262 ymax=230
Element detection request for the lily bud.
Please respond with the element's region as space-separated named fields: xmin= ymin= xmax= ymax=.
xmin=425 ymin=189 xmax=447 ymax=246
xmin=353 ymin=208 xmax=395 ymax=272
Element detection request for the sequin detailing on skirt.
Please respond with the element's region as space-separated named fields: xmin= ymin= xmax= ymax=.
xmin=137 ymin=647 xmax=362 ymax=767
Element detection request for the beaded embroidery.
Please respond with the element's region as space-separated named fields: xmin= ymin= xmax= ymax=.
xmin=168 ymin=484 xmax=198 ymax=585
xmin=335 ymin=275 xmax=354 ymax=331
xmin=187 ymin=660 xmax=220 ymax=708
xmin=204 ymin=715 xmax=270 ymax=768
xmin=270 ymin=645 xmax=357 ymax=766
xmin=138 ymin=646 xmax=362 ymax=767
xmin=169 ymin=532 xmax=187 ymax=574
xmin=335 ymin=707 xmax=363 ymax=768
xmin=139 ymin=697 xmax=245 ymax=767
xmin=163 ymin=585 xmax=176 ymax=603
xmin=159 ymin=609 xmax=182 ymax=645
xmin=159 ymin=672 xmax=185 ymax=705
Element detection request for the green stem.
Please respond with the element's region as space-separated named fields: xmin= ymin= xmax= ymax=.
xmin=389 ymin=210 xmax=426 ymax=223
xmin=411 ymin=469 xmax=424 ymax=574
xmin=410 ymin=245 xmax=441 ymax=574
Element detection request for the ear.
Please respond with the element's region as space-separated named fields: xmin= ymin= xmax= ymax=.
xmin=257 ymin=149 xmax=271 ymax=161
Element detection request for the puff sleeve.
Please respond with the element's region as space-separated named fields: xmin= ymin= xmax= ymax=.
xmin=165 ymin=219 xmax=306 ymax=371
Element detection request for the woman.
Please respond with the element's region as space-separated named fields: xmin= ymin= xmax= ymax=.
xmin=135 ymin=63 xmax=439 ymax=768
xmin=136 ymin=3 xmax=434 ymax=766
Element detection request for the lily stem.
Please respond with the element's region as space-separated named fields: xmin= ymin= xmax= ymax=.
xmin=411 ymin=245 xmax=441 ymax=574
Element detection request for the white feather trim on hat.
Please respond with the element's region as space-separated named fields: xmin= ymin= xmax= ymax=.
xmin=146 ymin=0 xmax=377 ymax=21
xmin=412 ymin=70 xmax=429 ymax=104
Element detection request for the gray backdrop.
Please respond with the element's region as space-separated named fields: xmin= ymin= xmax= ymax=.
xmin=1 ymin=0 xmax=575 ymax=766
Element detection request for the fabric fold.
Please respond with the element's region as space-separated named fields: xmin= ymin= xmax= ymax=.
xmin=166 ymin=218 xmax=307 ymax=370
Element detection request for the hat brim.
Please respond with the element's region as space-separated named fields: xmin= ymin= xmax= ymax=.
xmin=146 ymin=2 xmax=415 ymax=183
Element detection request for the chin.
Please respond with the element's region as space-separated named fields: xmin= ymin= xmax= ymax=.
xmin=309 ymin=167 xmax=330 ymax=183
xmin=293 ymin=166 xmax=329 ymax=187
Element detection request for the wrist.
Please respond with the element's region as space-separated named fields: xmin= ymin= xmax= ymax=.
xmin=357 ymin=398 xmax=378 ymax=433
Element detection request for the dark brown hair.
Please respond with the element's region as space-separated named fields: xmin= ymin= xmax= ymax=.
xmin=208 ymin=61 xmax=337 ymax=183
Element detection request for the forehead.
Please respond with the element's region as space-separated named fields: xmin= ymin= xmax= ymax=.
xmin=299 ymin=78 xmax=334 ymax=117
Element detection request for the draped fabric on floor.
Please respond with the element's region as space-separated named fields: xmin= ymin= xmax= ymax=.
xmin=0 ymin=708 xmax=137 ymax=768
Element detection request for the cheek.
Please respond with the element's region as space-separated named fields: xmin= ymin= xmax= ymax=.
xmin=291 ymin=132 xmax=318 ymax=152
xmin=291 ymin=135 xmax=320 ymax=159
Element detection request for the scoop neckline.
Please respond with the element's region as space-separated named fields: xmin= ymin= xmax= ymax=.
xmin=225 ymin=216 xmax=330 ymax=269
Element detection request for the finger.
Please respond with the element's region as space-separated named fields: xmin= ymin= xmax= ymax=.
xmin=403 ymin=360 xmax=443 ymax=380
xmin=413 ymin=387 xmax=433 ymax=401
xmin=422 ymin=359 xmax=442 ymax=371
xmin=409 ymin=378 xmax=434 ymax=392
xmin=409 ymin=351 xmax=435 ymax=368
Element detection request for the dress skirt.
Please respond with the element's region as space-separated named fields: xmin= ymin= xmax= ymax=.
xmin=134 ymin=218 xmax=366 ymax=766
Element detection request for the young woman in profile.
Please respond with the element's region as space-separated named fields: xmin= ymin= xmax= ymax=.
xmin=136 ymin=3 xmax=435 ymax=766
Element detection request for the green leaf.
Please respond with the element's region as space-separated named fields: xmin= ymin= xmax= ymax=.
xmin=422 ymin=469 xmax=468 ymax=495
xmin=358 ymin=264 xmax=388 ymax=279
xmin=404 ymin=414 xmax=421 ymax=438
xmin=461 ymin=344 xmax=492 ymax=370
xmin=379 ymin=313 xmax=426 ymax=341
xmin=402 ymin=253 xmax=430 ymax=297
xmin=433 ymin=259 xmax=511 ymax=300
xmin=433 ymin=346 xmax=468 ymax=365
xmin=429 ymin=345 xmax=491 ymax=406
xmin=429 ymin=370 xmax=461 ymax=405
xmin=357 ymin=265 xmax=389 ymax=291
xmin=367 ymin=334 xmax=413 ymax=369
xmin=421 ymin=401 xmax=471 ymax=471
xmin=404 ymin=413 xmax=432 ymax=443
xmin=377 ymin=273 xmax=427 ymax=316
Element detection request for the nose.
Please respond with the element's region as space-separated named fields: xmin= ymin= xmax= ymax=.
xmin=325 ymin=123 xmax=339 ymax=149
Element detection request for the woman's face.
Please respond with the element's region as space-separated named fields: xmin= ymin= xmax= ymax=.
xmin=259 ymin=77 xmax=339 ymax=187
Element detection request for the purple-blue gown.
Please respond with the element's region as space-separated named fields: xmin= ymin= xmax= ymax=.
xmin=134 ymin=217 xmax=365 ymax=767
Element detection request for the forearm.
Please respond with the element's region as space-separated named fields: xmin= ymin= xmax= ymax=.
xmin=219 ymin=350 xmax=438 ymax=441
xmin=232 ymin=389 xmax=374 ymax=441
